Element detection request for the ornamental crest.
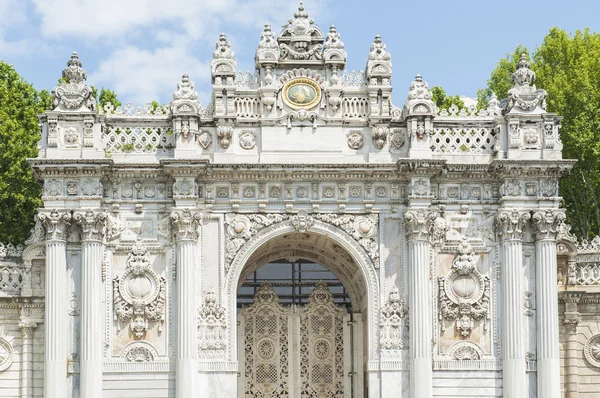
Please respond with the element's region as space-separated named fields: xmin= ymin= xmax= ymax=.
xmin=282 ymin=78 xmax=321 ymax=110
xmin=438 ymin=238 xmax=490 ymax=338
xmin=113 ymin=239 xmax=166 ymax=339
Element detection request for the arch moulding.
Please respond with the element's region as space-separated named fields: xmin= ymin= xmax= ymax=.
xmin=223 ymin=216 xmax=381 ymax=363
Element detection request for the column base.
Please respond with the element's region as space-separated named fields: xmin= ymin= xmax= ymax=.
xmin=502 ymin=358 xmax=527 ymax=398
xmin=80 ymin=360 xmax=103 ymax=398
xmin=177 ymin=359 xmax=197 ymax=397
xmin=410 ymin=358 xmax=432 ymax=398
xmin=538 ymin=358 xmax=560 ymax=398
xmin=44 ymin=360 xmax=67 ymax=398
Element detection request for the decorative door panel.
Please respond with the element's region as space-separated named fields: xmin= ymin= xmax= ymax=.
xmin=239 ymin=281 xmax=351 ymax=398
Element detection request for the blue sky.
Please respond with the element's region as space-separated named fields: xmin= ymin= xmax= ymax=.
xmin=2 ymin=0 xmax=599 ymax=106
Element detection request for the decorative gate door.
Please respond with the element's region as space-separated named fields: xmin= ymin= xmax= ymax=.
xmin=238 ymin=281 xmax=352 ymax=397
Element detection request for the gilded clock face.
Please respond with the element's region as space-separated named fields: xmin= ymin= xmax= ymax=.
xmin=282 ymin=78 xmax=321 ymax=110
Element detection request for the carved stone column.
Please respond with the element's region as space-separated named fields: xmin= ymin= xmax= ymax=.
xmin=496 ymin=210 xmax=530 ymax=398
xmin=404 ymin=209 xmax=435 ymax=398
xmin=532 ymin=210 xmax=564 ymax=398
xmin=38 ymin=210 xmax=72 ymax=398
xmin=563 ymin=293 xmax=582 ymax=398
xmin=73 ymin=210 xmax=107 ymax=398
xmin=19 ymin=321 xmax=37 ymax=398
xmin=171 ymin=209 xmax=202 ymax=397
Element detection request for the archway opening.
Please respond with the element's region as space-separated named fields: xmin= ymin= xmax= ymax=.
xmin=235 ymin=231 xmax=368 ymax=397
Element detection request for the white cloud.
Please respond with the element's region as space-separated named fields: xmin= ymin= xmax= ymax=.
xmin=88 ymin=45 xmax=211 ymax=105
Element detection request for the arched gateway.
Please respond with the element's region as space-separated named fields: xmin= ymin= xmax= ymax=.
xmin=2 ymin=3 xmax=599 ymax=398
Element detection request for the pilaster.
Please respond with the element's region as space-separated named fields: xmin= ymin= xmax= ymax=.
xmin=18 ymin=321 xmax=37 ymax=398
xmin=38 ymin=209 xmax=72 ymax=398
xmin=171 ymin=209 xmax=202 ymax=398
xmin=404 ymin=209 xmax=435 ymax=398
xmin=562 ymin=293 xmax=582 ymax=398
xmin=73 ymin=210 xmax=107 ymax=398
xmin=496 ymin=210 xmax=530 ymax=398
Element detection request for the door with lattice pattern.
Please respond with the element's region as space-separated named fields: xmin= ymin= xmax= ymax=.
xmin=238 ymin=281 xmax=353 ymax=397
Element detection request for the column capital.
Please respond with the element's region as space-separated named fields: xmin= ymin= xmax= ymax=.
xmin=18 ymin=322 xmax=37 ymax=338
xmin=38 ymin=209 xmax=72 ymax=241
xmin=73 ymin=210 xmax=108 ymax=241
xmin=171 ymin=208 xmax=202 ymax=241
xmin=495 ymin=210 xmax=531 ymax=241
xmin=404 ymin=209 xmax=436 ymax=241
xmin=532 ymin=209 xmax=566 ymax=241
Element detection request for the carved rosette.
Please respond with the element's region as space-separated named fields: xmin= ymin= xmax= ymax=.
xmin=113 ymin=239 xmax=166 ymax=339
xmin=438 ymin=238 xmax=490 ymax=338
xmin=532 ymin=209 xmax=566 ymax=241
xmin=584 ymin=334 xmax=600 ymax=368
xmin=73 ymin=210 xmax=108 ymax=241
xmin=170 ymin=209 xmax=202 ymax=241
xmin=0 ymin=337 xmax=14 ymax=372
xmin=197 ymin=290 xmax=227 ymax=358
xmin=404 ymin=209 xmax=436 ymax=242
xmin=380 ymin=287 xmax=408 ymax=350
xmin=495 ymin=210 xmax=531 ymax=241
xmin=290 ymin=211 xmax=314 ymax=232
xmin=38 ymin=210 xmax=72 ymax=241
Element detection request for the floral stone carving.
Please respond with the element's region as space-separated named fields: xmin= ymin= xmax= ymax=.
xmin=197 ymin=290 xmax=227 ymax=358
xmin=380 ymin=287 xmax=408 ymax=350
xmin=113 ymin=239 xmax=166 ymax=339
xmin=51 ymin=52 xmax=95 ymax=111
xmin=439 ymin=237 xmax=490 ymax=337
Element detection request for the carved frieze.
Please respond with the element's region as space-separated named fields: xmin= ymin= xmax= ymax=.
xmin=113 ymin=239 xmax=166 ymax=339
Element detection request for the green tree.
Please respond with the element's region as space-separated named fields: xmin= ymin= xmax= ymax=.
xmin=0 ymin=62 xmax=47 ymax=243
xmin=482 ymin=28 xmax=600 ymax=238
xmin=91 ymin=86 xmax=121 ymax=110
xmin=431 ymin=86 xmax=466 ymax=111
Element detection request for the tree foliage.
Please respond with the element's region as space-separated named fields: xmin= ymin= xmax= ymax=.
xmin=91 ymin=86 xmax=121 ymax=109
xmin=431 ymin=85 xmax=466 ymax=111
xmin=0 ymin=61 xmax=47 ymax=243
xmin=483 ymin=28 xmax=600 ymax=238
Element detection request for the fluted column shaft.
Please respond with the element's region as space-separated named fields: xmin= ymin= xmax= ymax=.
xmin=496 ymin=210 xmax=530 ymax=398
xmin=535 ymin=239 xmax=559 ymax=397
xmin=19 ymin=322 xmax=36 ymax=398
xmin=532 ymin=209 xmax=565 ymax=398
xmin=405 ymin=210 xmax=435 ymax=398
xmin=45 ymin=239 xmax=68 ymax=397
xmin=171 ymin=209 xmax=202 ymax=398
xmin=74 ymin=211 xmax=107 ymax=398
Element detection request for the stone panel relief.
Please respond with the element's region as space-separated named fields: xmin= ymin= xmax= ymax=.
xmin=380 ymin=287 xmax=408 ymax=352
xmin=113 ymin=239 xmax=166 ymax=340
xmin=197 ymin=290 xmax=227 ymax=359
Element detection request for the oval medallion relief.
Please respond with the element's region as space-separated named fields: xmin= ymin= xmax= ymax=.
xmin=282 ymin=78 xmax=321 ymax=110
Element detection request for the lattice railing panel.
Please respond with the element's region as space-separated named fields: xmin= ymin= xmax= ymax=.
xmin=576 ymin=263 xmax=600 ymax=285
xmin=102 ymin=126 xmax=175 ymax=154
xmin=235 ymin=97 xmax=260 ymax=118
xmin=342 ymin=97 xmax=369 ymax=118
xmin=0 ymin=265 xmax=24 ymax=292
xmin=340 ymin=70 xmax=365 ymax=87
xmin=431 ymin=127 xmax=496 ymax=154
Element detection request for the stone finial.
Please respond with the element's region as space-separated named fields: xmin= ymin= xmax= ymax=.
xmin=173 ymin=74 xmax=198 ymax=101
xmin=211 ymin=33 xmax=237 ymax=81
xmin=506 ymin=53 xmax=547 ymax=113
xmin=323 ymin=25 xmax=347 ymax=66
xmin=368 ymin=35 xmax=391 ymax=61
xmin=256 ymin=24 xmax=280 ymax=65
xmin=171 ymin=74 xmax=200 ymax=114
xmin=365 ymin=35 xmax=392 ymax=79
xmin=51 ymin=51 xmax=95 ymax=111
xmin=402 ymin=74 xmax=435 ymax=118
xmin=63 ymin=51 xmax=87 ymax=84
xmin=324 ymin=25 xmax=344 ymax=50
xmin=212 ymin=33 xmax=235 ymax=60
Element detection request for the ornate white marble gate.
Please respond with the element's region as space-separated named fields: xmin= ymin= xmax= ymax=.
xmin=238 ymin=281 xmax=354 ymax=397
